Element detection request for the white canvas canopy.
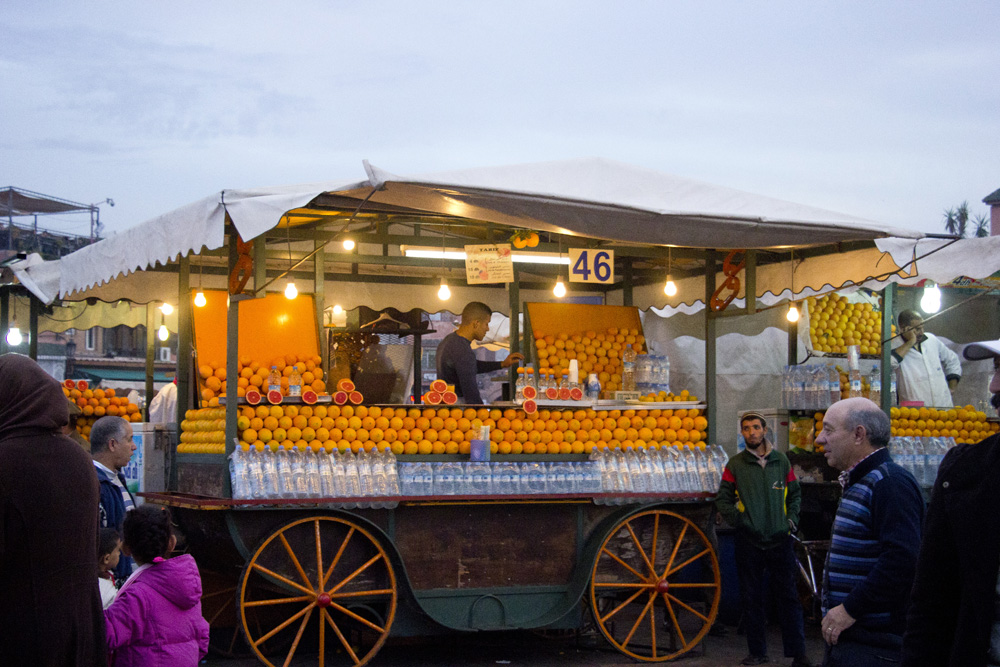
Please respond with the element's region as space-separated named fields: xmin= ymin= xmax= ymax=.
xmin=15 ymin=157 xmax=923 ymax=306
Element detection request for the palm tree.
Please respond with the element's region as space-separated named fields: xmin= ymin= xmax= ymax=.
xmin=943 ymin=201 xmax=971 ymax=237
xmin=973 ymin=213 xmax=990 ymax=238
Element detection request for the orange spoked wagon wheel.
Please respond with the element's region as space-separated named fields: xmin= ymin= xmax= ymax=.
xmin=589 ymin=509 xmax=720 ymax=662
xmin=239 ymin=516 xmax=398 ymax=667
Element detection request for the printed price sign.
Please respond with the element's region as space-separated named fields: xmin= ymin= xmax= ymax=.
xmin=568 ymin=248 xmax=614 ymax=284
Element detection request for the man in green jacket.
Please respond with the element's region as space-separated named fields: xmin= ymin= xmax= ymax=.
xmin=717 ymin=412 xmax=812 ymax=667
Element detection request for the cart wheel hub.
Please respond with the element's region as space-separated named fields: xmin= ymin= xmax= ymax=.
xmin=316 ymin=593 xmax=332 ymax=607
xmin=655 ymin=579 xmax=670 ymax=593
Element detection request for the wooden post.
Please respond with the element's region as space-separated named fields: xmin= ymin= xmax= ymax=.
xmin=314 ymin=241 xmax=327 ymax=370
xmin=508 ymin=266 xmax=520 ymax=393
xmin=880 ymin=283 xmax=895 ymax=414
xmin=145 ymin=304 xmax=155 ymax=419
xmin=175 ymin=256 xmax=191 ymax=426
xmin=745 ymin=250 xmax=757 ymax=315
xmin=622 ymin=258 xmax=634 ymax=307
xmin=704 ymin=251 xmax=717 ymax=448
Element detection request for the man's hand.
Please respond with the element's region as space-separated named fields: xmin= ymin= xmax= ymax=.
xmin=902 ymin=326 xmax=917 ymax=344
xmin=821 ymin=604 xmax=855 ymax=646
xmin=787 ymin=518 xmax=798 ymax=535
xmin=501 ymin=352 xmax=525 ymax=369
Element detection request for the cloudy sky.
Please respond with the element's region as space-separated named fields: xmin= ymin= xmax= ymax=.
xmin=2 ymin=1 xmax=998 ymax=239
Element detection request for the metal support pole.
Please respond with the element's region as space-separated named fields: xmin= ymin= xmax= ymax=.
xmin=704 ymin=251 xmax=718 ymax=448
xmin=253 ymin=233 xmax=267 ymax=294
xmin=314 ymin=241 xmax=327 ymax=370
xmin=145 ymin=304 xmax=155 ymax=419
xmin=880 ymin=283 xmax=895 ymax=414
xmin=175 ymin=256 xmax=191 ymax=427
xmin=28 ymin=295 xmax=39 ymax=360
xmin=508 ymin=267 xmax=521 ymax=391
xmin=0 ymin=289 xmax=8 ymax=356
xmin=223 ymin=238 xmax=241 ymax=498
xmin=745 ymin=250 xmax=757 ymax=315
xmin=787 ymin=310 xmax=799 ymax=366
xmin=622 ymin=258 xmax=634 ymax=307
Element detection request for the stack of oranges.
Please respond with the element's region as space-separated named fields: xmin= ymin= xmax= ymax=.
xmin=217 ymin=405 xmax=709 ymax=457
xmin=890 ymin=405 xmax=998 ymax=444
xmin=807 ymin=294 xmax=892 ymax=356
xmin=535 ymin=327 xmax=645 ymax=397
xmin=62 ymin=380 xmax=143 ymax=441
xmin=177 ymin=408 xmax=226 ymax=453
xmin=197 ymin=354 xmax=327 ymax=408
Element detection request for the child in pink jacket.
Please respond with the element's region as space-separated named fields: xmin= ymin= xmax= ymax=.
xmin=104 ymin=504 xmax=209 ymax=666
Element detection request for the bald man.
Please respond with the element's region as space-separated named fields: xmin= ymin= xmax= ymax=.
xmin=816 ymin=398 xmax=923 ymax=666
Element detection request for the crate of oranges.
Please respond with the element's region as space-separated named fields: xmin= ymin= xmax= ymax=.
xmin=889 ymin=405 xmax=998 ymax=444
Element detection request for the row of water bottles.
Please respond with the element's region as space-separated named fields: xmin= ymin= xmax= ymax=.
xmin=230 ymin=446 xmax=400 ymax=507
xmin=782 ymin=365 xmax=841 ymax=410
xmin=589 ymin=445 xmax=727 ymax=502
xmin=891 ymin=436 xmax=955 ymax=487
xmin=398 ymin=460 xmax=604 ymax=496
xmin=635 ymin=354 xmax=670 ymax=395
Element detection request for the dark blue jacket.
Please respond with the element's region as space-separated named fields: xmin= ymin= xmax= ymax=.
xmin=823 ymin=447 xmax=923 ymax=637
xmin=94 ymin=463 xmax=135 ymax=581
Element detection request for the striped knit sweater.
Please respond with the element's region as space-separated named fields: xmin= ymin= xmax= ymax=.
xmin=822 ymin=447 xmax=924 ymax=636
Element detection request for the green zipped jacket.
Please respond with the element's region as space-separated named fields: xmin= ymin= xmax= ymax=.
xmin=716 ymin=445 xmax=801 ymax=549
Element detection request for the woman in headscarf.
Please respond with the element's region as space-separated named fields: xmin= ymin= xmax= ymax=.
xmin=0 ymin=353 xmax=107 ymax=665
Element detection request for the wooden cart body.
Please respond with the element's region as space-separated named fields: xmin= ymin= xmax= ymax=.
xmin=145 ymin=491 xmax=721 ymax=665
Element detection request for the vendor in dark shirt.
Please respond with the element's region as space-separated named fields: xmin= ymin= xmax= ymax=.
xmin=436 ymin=301 xmax=523 ymax=404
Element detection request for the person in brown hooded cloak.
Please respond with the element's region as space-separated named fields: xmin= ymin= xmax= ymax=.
xmin=0 ymin=353 xmax=107 ymax=665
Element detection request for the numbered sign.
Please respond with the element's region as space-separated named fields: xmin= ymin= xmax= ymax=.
xmin=568 ymin=248 xmax=614 ymax=284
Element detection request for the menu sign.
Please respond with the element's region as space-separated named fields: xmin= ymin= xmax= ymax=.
xmin=464 ymin=244 xmax=514 ymax=284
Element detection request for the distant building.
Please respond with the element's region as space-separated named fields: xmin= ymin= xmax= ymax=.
xmin=984 ymin=187 xmax=1000 ymax=237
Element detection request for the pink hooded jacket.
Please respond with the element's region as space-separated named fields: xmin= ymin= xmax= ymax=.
xmin=104 ymin=554 xmax=209 ymax=666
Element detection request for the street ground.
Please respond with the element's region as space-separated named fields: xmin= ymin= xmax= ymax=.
xmin=202 ymin=620 xmax=827 ymax=667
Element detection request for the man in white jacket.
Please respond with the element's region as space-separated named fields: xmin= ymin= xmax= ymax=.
xmin=891 ymin=310 xmax=962 ymax=407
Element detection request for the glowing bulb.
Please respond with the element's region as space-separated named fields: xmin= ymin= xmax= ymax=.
xmin=920 ymin=283 xmax=941 ymax=314
xmin=342 ymin=238 xmax=355 ymax=251
xmin=6 ymin=327 xmax=23 ymax=346
xmin=553 ymin=280 xmax=567 ymax=298
xmin=437 ymin=279 xmax=451 ymax=301
xmin=332 ymin=304 xmax=343 ymax=315
xmin=160 ymin=302 xmax=174 ymax=315
xmin=664 ymin=277 xmax=677 ymax=297
xmin=157 ymin=324 xmax=169 ymax=341
xmin=284 ymin=281 xmax=298 ymax=299
xmin=786 ymin=304 xmax=800 ymax=323
xmin=194 ymin=291 xmax=207 ymax=308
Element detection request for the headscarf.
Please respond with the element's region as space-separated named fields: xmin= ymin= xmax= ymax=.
xmin=0 ymin=353 xmax=69 ymax=440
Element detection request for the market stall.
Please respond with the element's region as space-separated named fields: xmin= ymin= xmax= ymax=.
xmin=14 ymin=157 xmax=986 ymax=665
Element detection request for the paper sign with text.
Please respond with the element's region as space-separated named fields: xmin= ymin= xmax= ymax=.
xmin=465 ymin=244 xmax=514 ymax=284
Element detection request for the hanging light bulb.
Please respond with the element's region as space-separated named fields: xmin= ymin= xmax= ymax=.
xmin=194 ymin=291 xmax=207 ymax=308
xmin=786 ymin=303 xmax=800 ymax=323
xmin=437 ymin=278 xmax=451 ymax=301
xmin=664 ymin=276 xmax=677 ymax=297
xmin=553 ymin=279 xmax=567 ymax=298
xmin=332 ymin=304 xmax=343 ymax=315
xmin=284 ymin=281 xmax=298 ymax=300
xmin=920 ymin=282 xmax=941 ymax=314
xmin=6 ymin=326 xmax=23 ymax=346
xmin=157 ymin=324 xmax=169 ymax=341
xmin=342 ymin=238 xmax=355 ymax=251
xmin=160 ymin=303 xmax=174 ymax=315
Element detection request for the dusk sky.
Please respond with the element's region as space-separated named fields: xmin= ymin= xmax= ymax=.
xmin=3 ymin=1 xmax=998 ymax=239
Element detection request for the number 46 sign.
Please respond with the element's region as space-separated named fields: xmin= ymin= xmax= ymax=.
xmin=568 ymin=248 xmax=614 ymax=284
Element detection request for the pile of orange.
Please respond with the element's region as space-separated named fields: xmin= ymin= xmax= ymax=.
xmin=62 ymin=381 xmax=143 ymax=440
xmin=177 ymin=408 xmax=227 ymax=453
xmin=638 ymin=389 xmax=699 ymax=402
xmin=197 ymin=353 xmax=326 ymax=408
xmin=218 ymin=405 xmax=708 ymax=457
xmin=535 ymin=327 xmax=645 ymax=396
xmin=890 ymin=405 xmax=998 ymax=444
xmin=807 ymin=294 xmax=892 ymax=356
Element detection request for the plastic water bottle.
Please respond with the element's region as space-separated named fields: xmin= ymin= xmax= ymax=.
xmin=468 ymin=461 xmax=492 ymax=495
xmin=288 ymin=366 xmax=303 ymax=397
xmin=229 ymin=447 xmax=251 ymax=499
xmin=382 ymin=451 xmax=400 ymax=495
xmin=305 ymin=447 xmax=322 ymax=497
xmin=291 ymin=447 xmax=310 ymax=498
xmin=267 ymin=366 xmax=281 ymax=393
xmin=317 ymin=449 xmax=335 ymax=497
xmin=341 ymin=451 xmax=362 ymax=499
xmin=828 ymin=366 xmax=842 ymax=405
xmin=622 ymin=344 xmax=637 ymax=392
xmin=259 ymin=445 xmax=279 ymax=499
xmin=274 ymin=446 xmax=294 ymax=498
xmin=328 ymin=451 xmax=346 ymax=496
xmin=434 ymin=462 xmax=457 ymax=495
xmin=525 ymin=461 xmax=548 ymax=494
xmin=868 ymin=363 xmax=882 ymax=405
xmin=805 ymin=367 xmax=820 ymax=410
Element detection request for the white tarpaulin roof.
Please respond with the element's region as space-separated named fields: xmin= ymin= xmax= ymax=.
xmin=17 ymin=157 xmax=922 ymax=304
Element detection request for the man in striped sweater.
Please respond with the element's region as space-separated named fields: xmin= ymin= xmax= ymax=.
xmin=816 ymin=397 xmax=924 ymax=666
